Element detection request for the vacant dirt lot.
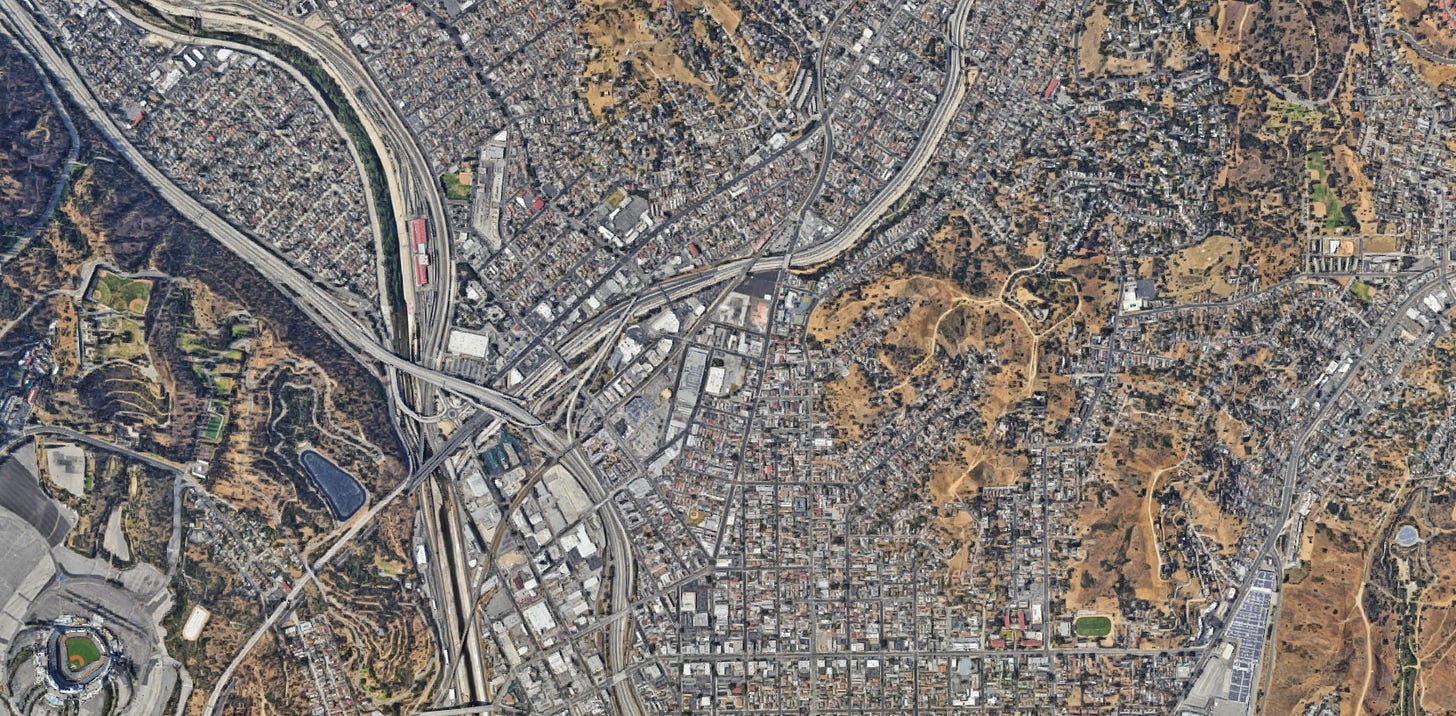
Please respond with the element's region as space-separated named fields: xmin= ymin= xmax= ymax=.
xmin=1159 ymin=234 xmax=1242 ymax=301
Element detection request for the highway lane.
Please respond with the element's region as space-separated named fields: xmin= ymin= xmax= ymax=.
xmin=93 ymin=0 xmax=393 ymax=335
xmin=551 ymin=246 xmax=820 ymax=366
xmin=411 ymin=411 xmax=504 ymax=707
xmin=0 ymin=3 xmax=543 ymax=429
xmin=416 ymin=432 xmax=645 ymax=715
xmin=173 ymin=0 xmax=978 ymax=395
xmin=427 ymin=425 xmax=644 ymax=715
xmin=1182 ymin=267 xmax=1454 ymax=711
xmin=414 ymin=706 xmax=521 ymax=716
xmin=420 ymin=475 xmax=489 ymax=704
xmin=81 ymin=8 xmax=633 ymax=706
xmin=47 ymin=0 xmax=978 ymax=378
xmin=133 ymin=18 xmax=508 ymax=658
xmin=552 ymin=444 xmax=644 ymax=716
xmin=548 ymin=0 xmax=977 ymax=362
xmin=491 ymin=254 xmax=804 ymax=710
xmin=428 ymin=317 xmax=634 ymax=704
xmin=402 ymin=411 xmax=500 ymax=492
xmin=10 ymin=1 xmax=974 ymax=714
xmin=198 ymin=400 xmax=513 ymax=716
xmin=0 ymin=6 xmax=358 ymax=333
xmin=554 ymin=259 xmax=755 ymax=360
xmin=151 ymin=0 xmax=456 ymax=364
xmin=122 ymin=2 xmax=459 ymax=475
xmin=785 ymin=0 xmax=974 ymax=269
xmin=100 ymin=41 xmax=572 ymax=716
xmin=479 ymin=26 xmax=985 ymax=696
xmin=488 ymin=120 xmax=825 ymax=385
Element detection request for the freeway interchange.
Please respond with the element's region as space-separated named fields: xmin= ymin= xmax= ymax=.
xmin=0 ymin=2 xmax=602 ymax=708
xmin=0 ymin=0 xmax=974 ymax=710
xmin=10 ymin=0 xmax=1452 ymax=709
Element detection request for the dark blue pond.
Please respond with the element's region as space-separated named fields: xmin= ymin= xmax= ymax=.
xmin=299 ymin=450 xmax=365 ymax=520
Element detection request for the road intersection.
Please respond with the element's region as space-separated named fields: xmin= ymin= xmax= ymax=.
xmin=5 ymin=0 xmax=1386 ymax=710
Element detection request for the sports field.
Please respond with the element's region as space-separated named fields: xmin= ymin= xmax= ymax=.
xmin=91 ymin=271 xmax=153 ymax=314
xmin=63 ymin=635 xmax=101 ymax=672
xmin=1074 ymin=615 xmax=1112 ymax=637
xmin=202 ymin=414 xmax=225 ymax=442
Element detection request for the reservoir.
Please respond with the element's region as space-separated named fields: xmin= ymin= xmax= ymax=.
xmin=1395 ymin=525 xmax=1419 ymax=548
xmin=299 ymin=450 xmax=366 ymax=520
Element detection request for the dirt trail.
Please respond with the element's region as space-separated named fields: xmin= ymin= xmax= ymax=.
xmin=1355 ymin=579 xmax=1374 ymax=716
xmin=907 ymin=295 xmax=1004 ymax=373
xmin=1142 ymin=462 xmax=1183 ymax=584
xmin=1284 ymin=0 xmax=1322 ymax=81
xmin=1355 ymin=482 xmax=1413 ymax=715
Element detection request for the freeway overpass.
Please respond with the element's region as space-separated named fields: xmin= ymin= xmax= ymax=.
xmin=784 ymin=0 xmax=974 ymax=269
xmin=402 ymin=410 xmax=500 ymax=493
xmin=138 ymin=0 xmax=457 ymax=365
xmin=1 ymin=0 xmax=540 ymax=427
xmin=414 ymin=705 xmax=523 ymax=716
xmin=133 ymin=0 xmax=976 ymax=398
xmin=552 ymin=0 xmax=978 ymax=361
xmin=5 ymin=1 xmax=986 ymax=714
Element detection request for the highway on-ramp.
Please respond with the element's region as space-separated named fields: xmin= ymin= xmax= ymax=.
xmin=0 ymin=2 xmax=538 ymax=428
xmin=3 ymin=0 xmax=982 ymax=712
xmin=136 ymin=0 xmax=457 ymax=364
xmin=785 ymin=0 xmax=974 ymax=269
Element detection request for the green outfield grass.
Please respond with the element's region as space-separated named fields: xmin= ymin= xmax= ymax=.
xmin=63 ymin=635 xmax=101 ymax=672
xmin=91 ymin=271 xmax=153 ymax=314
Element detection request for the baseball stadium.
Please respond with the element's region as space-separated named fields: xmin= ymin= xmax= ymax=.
xmin=44 ymin=624 xmax=112 ymax=695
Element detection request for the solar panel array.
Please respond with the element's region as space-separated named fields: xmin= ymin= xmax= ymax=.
xmin=1226 ymin=571 xmax=1277 ymax=704
xmin=1252 ymin=570 xmax=1277 ymax=591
